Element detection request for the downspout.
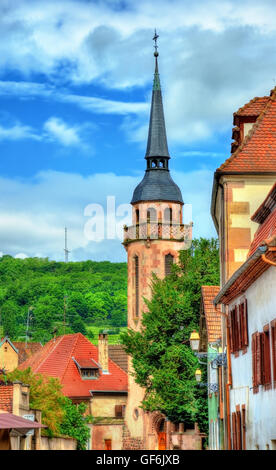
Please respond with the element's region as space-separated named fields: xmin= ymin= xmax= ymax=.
xmin=226 ymin=305 xmax=232 ymax=451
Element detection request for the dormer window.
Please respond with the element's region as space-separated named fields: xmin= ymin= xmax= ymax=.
xmin=81 ymin=368 xmax=99 ymax=379
xmin=72 ymin=357 xmax=100 ymax=380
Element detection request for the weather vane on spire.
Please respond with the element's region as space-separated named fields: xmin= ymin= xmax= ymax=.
xmin=153 ymin=29 xmax=159 ymax=56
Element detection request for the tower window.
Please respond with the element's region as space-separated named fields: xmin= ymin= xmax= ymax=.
xmin=134 ymin=256 xmax=139 ymax=317
xmin=135 ymin=209 xmax=140 ymax=224
xmin=164 ymin=208 xmax=172 ymax=225
xmin=147 ymin=207 xmax=157 ymax=223
xmin=165 ymin=254 xmax=174 ymax=276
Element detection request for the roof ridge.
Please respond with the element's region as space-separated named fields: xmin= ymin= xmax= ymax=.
xmin=234 ymin=95 xmax=269 ymax=116
xmin=217 ymin=93 xmax=274 ymax=172
xmin=32 ymin=335 xmax=65 ymax=373
xmin=60 ymin=333 xmax=81 ymax=383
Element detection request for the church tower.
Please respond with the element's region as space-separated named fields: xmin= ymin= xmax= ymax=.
xmin=123 ymin=33 xmax=192 ymax=450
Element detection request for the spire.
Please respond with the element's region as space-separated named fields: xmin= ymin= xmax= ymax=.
xmin=145 ymin=30 xmax=170 ymax=159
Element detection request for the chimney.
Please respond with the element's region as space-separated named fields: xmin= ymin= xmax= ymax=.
xmin=98 ymin=333 xmax=109 ymax=374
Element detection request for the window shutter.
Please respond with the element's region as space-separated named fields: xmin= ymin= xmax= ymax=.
xmin=252 ymin=333 xmax=257 ymax=388
xmin=236 ymin=411 xmax=242 ymax=450
xmin=232 ymin=413 xmax=237 ymax=450
xmin=239 ymin=304 xmax=244 ymax=349
xmin=256 ymin=333 xmax=262 ymax=386
xmin=115 ymin=405 xmax=123 ymax=417
xmin=234 ymin=306 xmax=239 ymax=352
xmin=228 ymin=313 xmax=234 ymax=353
xmin=271 ymin=321 xmax=276 ymax=384
xmin=263 ymin=329 xmax=271 ymax=386
xmin=242 ymin=405 xmax=246 ymax=450
xmin=243 ymin=299 xmax=249 ymax=347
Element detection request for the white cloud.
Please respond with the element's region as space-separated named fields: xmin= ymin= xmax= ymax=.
xmin=0 ymin=1 xmax=276 ymax=146
xmin=0 ymin=169 xmax=216 ymax=262
xmin=0 ymin=122 xmax=40 ymax=141
xmin=43 ymin=117 xmax=81 ymax=146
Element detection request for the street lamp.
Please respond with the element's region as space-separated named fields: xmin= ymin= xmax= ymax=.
xmin=190 ymin=330 xmax=200 ymax=352
xmin=189 ymin=330 xmax=227 ymax=368
xmin=195 ymin=369 xmax=202 ymax=382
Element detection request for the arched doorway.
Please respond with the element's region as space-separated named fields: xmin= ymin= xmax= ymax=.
xmin=157 ymin=419 xmax=166 ymax=450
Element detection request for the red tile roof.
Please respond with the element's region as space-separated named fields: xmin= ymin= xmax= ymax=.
xmin=201 ymin=286 xmax=222 ymax=343
xmin=248 ymin=209 xmax=276 ymax=258
xmin=217 ymin=88 xmax=276 ymax=173
xmin=108 ymin=345 xmax=128 ymax=373
xmin=0 ymin=412 xmax=46 ymax=429
xmin=234 ymin=96 xmax=270 ymax=118
xmin=18 ymin=333 xmax=127 ymax=398
xmin=0 ymin=385 xmax=13 ymax=413
xmin=13 ymin=342 xmax=43 ymax=365
xmin=251 ymin=182 xmax=276 ymax=224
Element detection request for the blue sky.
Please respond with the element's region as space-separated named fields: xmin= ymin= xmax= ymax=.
xmin=1 ymin=0 xmax=276 ymax=262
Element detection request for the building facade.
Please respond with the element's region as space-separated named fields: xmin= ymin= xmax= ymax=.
xmin=122 ymin=44 xmax=192 ymax=450
xmin=210 ymin=87 xmax=276 ymax=449
xmin=214 ymin=183 xmax=276 ymax=450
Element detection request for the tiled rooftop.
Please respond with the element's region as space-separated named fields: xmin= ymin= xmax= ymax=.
xmin=0 ymin=385 xmax=13 ymax=413
xmin=217 ymin=88 xmax=276 ymax=173
xmin=19 ymin=333 xmax=128 ymax=398
xmin=201 ymin=286 xmax=222 ymax=343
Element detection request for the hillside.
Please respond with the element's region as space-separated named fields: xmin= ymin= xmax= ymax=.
xmin=0 ymin=255 xmax=127 ymax=344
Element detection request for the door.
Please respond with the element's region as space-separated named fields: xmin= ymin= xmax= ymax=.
xmin=158 ymin=432 xmax=166 ymax=450
xmin=104 ymin=439 xmax=112 ymax=450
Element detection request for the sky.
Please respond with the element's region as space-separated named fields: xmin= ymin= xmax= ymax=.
xmin=1 ymin=0 xmax=276 ymax=262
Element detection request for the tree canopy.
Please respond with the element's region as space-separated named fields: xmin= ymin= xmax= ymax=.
xmin=0 ymin=256 xmax=127 ymax=342
xmin=121 ymin=238 xmax=220 ymax=433
xmin=2 ymin=368 xmax=90 ymax=450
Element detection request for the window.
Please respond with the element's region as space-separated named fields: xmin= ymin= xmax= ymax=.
xmin=115 ymin=405 xmax=123 ymax=417
xmin=252 ymin=327 xmax=272 ymax=392
xmin=164 ymin=208 xmax=172 ymax=225
xmin=147 ymin=207 xmax=157 ymax=223
xmin=271 ymin=320 xmax=276 ymax=386
xmin=104 ymin=439 xmax=112 ymax=450
xmin=228 ymin=299 xmax=248 ymax=353
xmin=81 ymin=368 xmax=99 ymax=379
xmin=231 ymin=405 xmax=246 ymax=450
xmin=165 ymin=254 xmax=174 ymax=276
xmin=134 ymin=256 xmax=139 ymax=318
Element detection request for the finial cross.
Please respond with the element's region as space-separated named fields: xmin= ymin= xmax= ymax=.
xmin=153 ymin=29 xmax=159 ymax=53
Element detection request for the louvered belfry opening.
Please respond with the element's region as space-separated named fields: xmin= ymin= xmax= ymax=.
xmin=134 ymin=255 xmax=139 ymax=317
xmin=165 ymin=254 xmax=174 ymax=276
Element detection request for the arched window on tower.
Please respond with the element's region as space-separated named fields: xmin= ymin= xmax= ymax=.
xmin=135 ymin=209 xmax=140 ymax=224
xmin=164 ymin=208 xmax=172 ymax=225
xmin=147 ymin=207 xmax=157 ymax=223
xmin=134 ymin=255 xmax=139 ymax=317
xmin=165 ymin=254 xmax=174 ymax=276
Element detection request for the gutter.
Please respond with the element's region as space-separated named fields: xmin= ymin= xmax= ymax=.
xmin=213 ymin=245 xmax=268 ymax=305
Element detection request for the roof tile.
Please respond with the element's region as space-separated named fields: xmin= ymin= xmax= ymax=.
xmin=201 ymin=286 xmax=222 ymax=343
xmin=19 ymin=334 xmax=127 ymax=398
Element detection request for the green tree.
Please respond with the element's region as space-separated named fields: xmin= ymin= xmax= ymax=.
xmin=1 ymin=300 xmax=19 ymax=339
xmin=121 ymin=238 xmax=219 ymax=433
xmin=4 ymin=368 xmax=90 ymax=449
xmin=59 ymin=399 xmax=90 ymax=450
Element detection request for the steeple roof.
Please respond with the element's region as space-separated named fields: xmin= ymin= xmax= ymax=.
xmin=145 ymin=54 xmax=170 ymax=158
xmin=131 ymin=32 xmax=183 ymax=205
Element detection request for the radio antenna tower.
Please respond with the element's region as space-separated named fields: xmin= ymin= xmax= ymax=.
xmin=64 ymin=227 xmax=70 ymax=263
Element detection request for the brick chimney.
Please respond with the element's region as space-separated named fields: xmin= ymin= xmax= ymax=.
xmin=98 ymin=333 xmax=109 ymax=374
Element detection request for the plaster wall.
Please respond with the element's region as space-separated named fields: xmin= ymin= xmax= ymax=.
xmin=217 ymin=176 xmax=275 ymax=283
xmin=91 ymin=395 xmax=127 ymax=417
xmin=91 ymin=423 xmax=124 ymax=450
xmin=0 ymin=341 xmax=18 ymax=372
xmin=229 ymin=266 xmax=276 ymax=450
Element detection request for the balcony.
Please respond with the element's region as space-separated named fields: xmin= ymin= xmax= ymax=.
xmin=123 ymin=221 xmax=193 ymax=246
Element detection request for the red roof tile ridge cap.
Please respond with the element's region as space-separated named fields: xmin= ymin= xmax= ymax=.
xmin=32 ymin=335 xmax=66 ymax=373
xmin=233 ymin=95 xmax=269 ymax=116
xmin=217 ymin=95 xmax=274 ymax=172
xmin=59 ymin=333 xmax=81 ymax=383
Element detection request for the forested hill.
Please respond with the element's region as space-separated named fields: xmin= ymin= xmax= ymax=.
xmin=0 ymin=255 xmax=127 ymax=343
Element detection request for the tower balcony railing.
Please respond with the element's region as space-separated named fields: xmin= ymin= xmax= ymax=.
xmin=123 ymin=221 xmax=193 ymax=246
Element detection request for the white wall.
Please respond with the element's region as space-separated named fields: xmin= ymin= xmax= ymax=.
xmin=229 ymin=265 xmax=276 ymax=450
